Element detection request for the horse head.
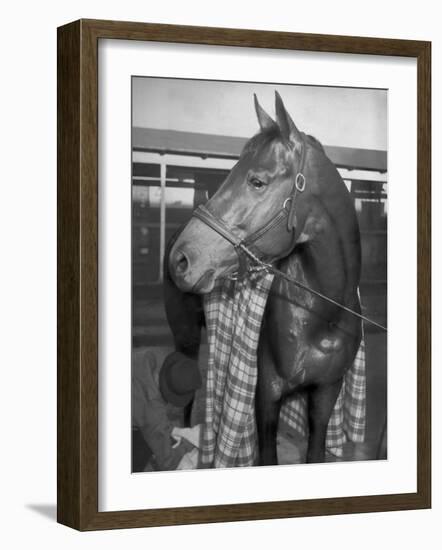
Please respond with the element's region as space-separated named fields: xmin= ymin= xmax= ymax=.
xmin=169 ymin=92 xmax=331 ymax=294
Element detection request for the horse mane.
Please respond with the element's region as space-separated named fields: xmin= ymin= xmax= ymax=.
xmin=304 ymin=133 xmax=325 ymax=153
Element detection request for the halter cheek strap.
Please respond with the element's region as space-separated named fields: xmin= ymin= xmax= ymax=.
xmin=287 ymin=138 xmax=307 ymax=231
xmin=287 ymin=172 xmax=306 ymax=231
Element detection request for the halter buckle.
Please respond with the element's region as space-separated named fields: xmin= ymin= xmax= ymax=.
xmin=283 ymin=197 xmax=292 ymax=210
xmin=295 ymin=173 xmax=306 ymax=192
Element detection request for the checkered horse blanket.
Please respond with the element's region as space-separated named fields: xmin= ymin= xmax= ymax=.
xmin=200 ymin=271 xmax=366 ymax=468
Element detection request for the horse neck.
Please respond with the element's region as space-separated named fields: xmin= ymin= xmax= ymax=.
xmin=293 ymin=160 xmax=361 ymax=306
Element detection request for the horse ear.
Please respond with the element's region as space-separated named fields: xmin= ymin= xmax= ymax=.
xmin=274 ymin=91 xmax=303 ymax=145
xmin=254 ymin=94 xmax=277 ymax=132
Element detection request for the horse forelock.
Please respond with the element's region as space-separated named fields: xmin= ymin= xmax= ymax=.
xmin=243 ymin=127 xmax=325 ymax=158
xmin=242 ymin=126 xmax=287 ymax=155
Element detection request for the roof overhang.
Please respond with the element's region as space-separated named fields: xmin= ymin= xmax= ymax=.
xmin=133 ymin=127 xmax=387 ymax=173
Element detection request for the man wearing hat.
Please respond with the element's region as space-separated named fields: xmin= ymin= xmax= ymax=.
xmin=132 ymin=348 xmax=202 ymax=471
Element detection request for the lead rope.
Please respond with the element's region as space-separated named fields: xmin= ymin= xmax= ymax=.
xmin=236 ymin=242 xmax=388 ymax=332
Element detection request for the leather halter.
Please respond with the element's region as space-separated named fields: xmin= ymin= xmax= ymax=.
xmin=192 ymin=136 xmax=307 ymax=273
xmin=190 ymin=137 xmax=388 ymax=332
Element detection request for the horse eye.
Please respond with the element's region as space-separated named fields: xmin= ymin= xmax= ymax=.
xmin=250 ymin=177 xmax=265 ymax=189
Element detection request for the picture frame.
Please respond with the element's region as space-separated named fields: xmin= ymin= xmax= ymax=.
xmin=57 ymin=18 xmax=431 ymax=530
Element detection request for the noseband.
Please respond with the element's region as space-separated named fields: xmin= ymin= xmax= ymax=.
xmin=192 ymin=137 xmax=307 ymax=275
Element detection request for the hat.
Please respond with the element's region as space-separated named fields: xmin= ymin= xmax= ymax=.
xmin=159 ymin=351 xmax=202 ymax=407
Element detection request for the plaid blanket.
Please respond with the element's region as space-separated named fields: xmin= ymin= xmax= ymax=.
xmin=200 ymin=272 xmax=366 ymax=468
xmin=280 ymin=338 xmax=366 ymax=457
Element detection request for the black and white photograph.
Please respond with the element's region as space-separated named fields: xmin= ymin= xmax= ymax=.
xmin=131 ymin=77 xmax=388 ymax=473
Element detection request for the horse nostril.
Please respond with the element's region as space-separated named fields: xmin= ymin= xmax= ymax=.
xmin=174 ymin=250 xmax=189 ymax=275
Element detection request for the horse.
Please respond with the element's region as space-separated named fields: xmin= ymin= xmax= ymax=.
xmin=165 ymin=91 xmax=362 ymax=465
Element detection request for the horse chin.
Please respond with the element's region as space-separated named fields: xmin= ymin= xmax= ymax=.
xmin=171 ymin=266 xmax=218 ymax=294
xmin=191 ymin=269 xmax=217 ymax=294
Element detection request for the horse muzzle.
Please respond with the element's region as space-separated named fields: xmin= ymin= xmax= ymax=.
xmin=168 ymin=217 xmax=238 ymax=294
xmin=169 ymin=247 xmax=216 ymax=293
